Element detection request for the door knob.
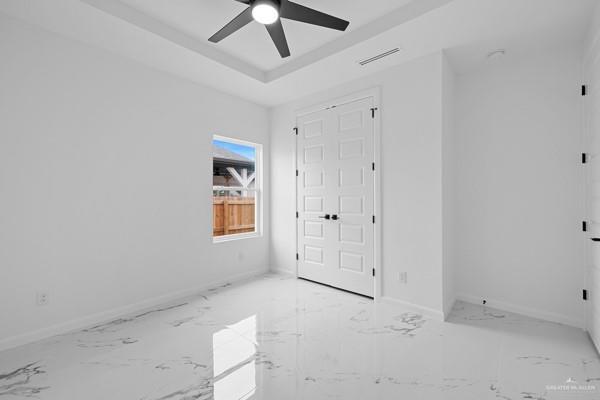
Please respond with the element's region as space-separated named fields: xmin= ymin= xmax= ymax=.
xmin=319 ymin=214 xmax=331 ymax=220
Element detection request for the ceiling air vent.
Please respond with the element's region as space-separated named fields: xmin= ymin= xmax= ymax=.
xmin=358 ymin=48 xmax=401 ymax=66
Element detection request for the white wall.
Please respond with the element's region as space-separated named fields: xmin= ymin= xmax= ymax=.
xmin=0 ymin=15 xmax=270 ymax=348
xmin=454 ymin=46 xmax=584 ymax=327
xmin=270 ymin=52 xmax=447 ymax=317
xmin=442 ymin=54 xmax=457 ymax=318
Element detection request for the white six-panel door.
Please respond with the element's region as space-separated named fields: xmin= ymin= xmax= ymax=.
xmin=584 ymin=44 xmax=600 ymax=352
xmin=296 ymin=96 xmax=375 ymax=297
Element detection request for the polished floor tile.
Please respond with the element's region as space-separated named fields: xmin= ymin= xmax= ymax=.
xmin=0 ymin=273 xmax=599 ymax=399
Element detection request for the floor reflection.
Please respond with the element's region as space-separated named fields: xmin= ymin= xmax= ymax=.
xmin=213 ymin=315 xmax=257 ymax=400
xmin=1 ymin=275 xmax=599 ymax=400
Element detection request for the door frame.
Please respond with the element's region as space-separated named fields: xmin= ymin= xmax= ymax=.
xmin=294 ymin=87 xmax=382 ymax=299
xmin=583 ymin=37 xmax=600 ymax=347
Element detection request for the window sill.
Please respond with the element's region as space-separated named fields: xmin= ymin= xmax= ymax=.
xmin=213 ymin=232 xmax=262 ymax=244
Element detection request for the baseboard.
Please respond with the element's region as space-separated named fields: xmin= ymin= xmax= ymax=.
xmin=443 ymin=297 xmax=457 ymax=321
xmin=0 ymin=268 xmax=268 ymax=352
xmin=379 ymin=296 xmax=445 ymax=321
xmin=456 ymin=292 xmax=584 ymax=329
xmin=269 ymin=266 xmax=295 ymax=276
xmin=587 ymin=331 xmax=600 ymax=357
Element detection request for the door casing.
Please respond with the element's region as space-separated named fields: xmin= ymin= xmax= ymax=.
xmin=294 ymin=87 xmax=382 ymax=299
xmin=584 ymin=48 xmax=600 ymax=352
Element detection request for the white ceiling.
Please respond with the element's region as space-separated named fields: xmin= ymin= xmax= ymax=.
xmin=0 ymin=0 xmax=596 ymax=107
xmin=117 ymin=0 xmax=412 ymax=71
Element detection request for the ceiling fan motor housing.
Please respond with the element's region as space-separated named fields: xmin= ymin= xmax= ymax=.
xmin=209 ymin=0 xmax=350 ymax=58
xmin=251 ymin=0 xmax=281 ymax=8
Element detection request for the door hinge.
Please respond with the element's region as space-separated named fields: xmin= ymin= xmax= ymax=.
xmin=372 ymin=268 xmax=375 ymax=277
xmin=296 ymin=169 xmax=299 ymax=177
xmin=582 ymin=85 xmax=587 ymax=96
xmin=583 ymin=289 xmax=588 ymax=301
xmin=582 ymin=153 xmax=587 ymax=164
xmin=372 ymin=162 xmax=375 ymax=171
xmin=372 ymin=215 xmax=375 ymax=224
xmin=296 ymin=253 xmax=299 ymax=261
xmin=296 ymin=211 xmax=299 ymax=218
xmin=370 ymin=107 xmax=378 ymax=118
xmin=293 ymin=127 xmax=298 ymax=135
xmin=583 ymin=221 xmax=588 ymax=232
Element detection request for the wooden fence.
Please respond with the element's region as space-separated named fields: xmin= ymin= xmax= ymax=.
xmin=213 ymin=196 xmax=255 ymax=236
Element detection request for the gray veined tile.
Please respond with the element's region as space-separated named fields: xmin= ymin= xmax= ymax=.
xmin=0 ymin=273 xmax=599 ymax=400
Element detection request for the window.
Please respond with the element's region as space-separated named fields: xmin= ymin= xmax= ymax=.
xmin=212 ymin=135 xmax=262 ymax=241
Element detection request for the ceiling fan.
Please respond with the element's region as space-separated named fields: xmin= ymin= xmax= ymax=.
xmin=208 ymin=0 xmax=350 ymax=58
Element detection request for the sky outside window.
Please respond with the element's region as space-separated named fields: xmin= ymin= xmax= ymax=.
xmin=213 ymin=139 xmax=255 ymax=161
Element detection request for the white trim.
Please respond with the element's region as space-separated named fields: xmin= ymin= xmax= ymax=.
xmin=583 ymin=11 xmax=600 ymax=342
xmin=294 ymin=88 xmax=379 ymax=118
xmin=293 ymin=124 xmax=299 ymax=278
xmin=270 ymin=267 xmax=295 ymax=276
xmin=443 ymin=298 xmax=457 ymax=321
xmin=371 ymin=87 xmax=382 ymax=299
xmin=0 ymin=268 xmax=267 ymax=352
xmin=456 ymin=293 xmax=584 ymax=329
xmin=213 ymin=134 xmax=261 ymax=149
xmin=212 ymin=135 xmax=263 ymax=242
xmin=379 ymin=296 xmax=445 ymax=321
xmin=294 ymin=87 xmax=382 ymax=299
xmin=213 ymin=231 xmax=262 ymax=243
xmin=213 ymin=186 xmax=258 ymax=192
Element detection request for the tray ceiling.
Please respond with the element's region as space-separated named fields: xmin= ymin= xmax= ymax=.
xmin=0 ymin=0 xmax=596 ymax=106
xmin=117 ymin=0 xmax=413 ymax=71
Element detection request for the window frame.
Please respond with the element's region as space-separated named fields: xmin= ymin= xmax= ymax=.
xmin=212 ymin=135 xmax=263 ymax=243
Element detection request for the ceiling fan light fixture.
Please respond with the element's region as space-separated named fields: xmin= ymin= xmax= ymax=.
xmin=209 ymin=0 xmax=350 ymax=58
xmin=251 ymin=1 xmax=279 ymax=25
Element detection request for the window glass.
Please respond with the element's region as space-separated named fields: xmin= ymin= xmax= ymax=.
xmin=213 ymin=137 xmax=260 ymax=239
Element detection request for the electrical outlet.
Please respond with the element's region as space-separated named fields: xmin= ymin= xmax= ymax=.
xmin=399 ymin=272 xmax=408 ymax=284
xmin=36 ymin=291 xmax=49 ymax=306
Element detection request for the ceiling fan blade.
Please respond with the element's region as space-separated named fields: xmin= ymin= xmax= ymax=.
xmin=265 ymin=20 xmax=290 ymax=58
xmin=280 ymin=0 xmax=349 ymax=31
xmin=233 ymin=0 xmax=250 ymax=3
xmin=208 ymin=7 xmax=253 ymax=43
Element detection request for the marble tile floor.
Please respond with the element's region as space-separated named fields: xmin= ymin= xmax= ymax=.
xmin=1 ymin=273 xmax=599 ymax=400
